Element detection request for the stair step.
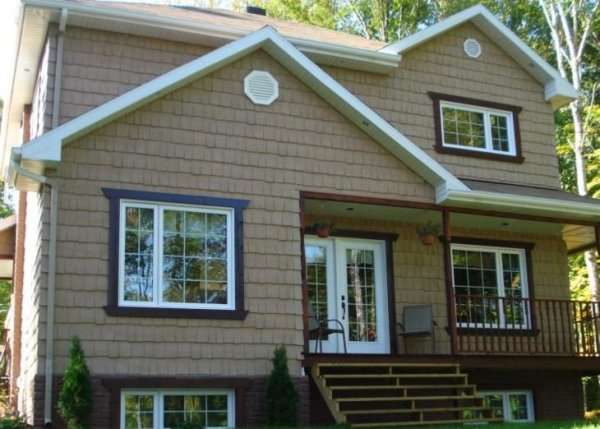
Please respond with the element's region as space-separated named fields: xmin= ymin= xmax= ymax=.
xmin=337 ymin=394 xmax=483 ymax=402
xmin=323 ymin=373 xmax=467 ymax=379
xmin=331 ymin=384 xmax=476 ymax=391
xmin=345 ymin=406 xmax=492 ymax=415
xmin=353 ymin=417 xmax=503 ymax=427
xmin=317 ymin=362 xmax=459 ymax=369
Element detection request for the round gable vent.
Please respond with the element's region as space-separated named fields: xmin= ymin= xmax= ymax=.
xmin=463 ymin=38 xmax=482 ymax=59
xmin=244 ymin=70 xmax=279 ymax=105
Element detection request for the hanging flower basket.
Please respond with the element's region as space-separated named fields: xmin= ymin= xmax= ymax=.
xmin=416 ymin=222 xmax=441 ymax=246
xmin=313 ymin=221 xmax=334 ymax=238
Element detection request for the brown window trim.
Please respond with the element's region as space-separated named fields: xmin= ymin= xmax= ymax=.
xmin=102 ymin=188 xmax=250 ymax=320
xmin=102 ymin=376 xmax=250 ymax=428
xmin=428 ymin=92 xmax=524 ymax=163
xmin=450 ymin=237 xmax=537 ymax=332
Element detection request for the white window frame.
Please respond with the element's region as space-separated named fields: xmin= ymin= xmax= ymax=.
xmin=121 ymin=389 xmax=235 ymax=429
xmin=118 ymin=200 xmax=235 ymax=310
xmin=480 ymin=390 xmax=534 ymax=423
xmin=440 ymin=100 xmax=516 ymax=156
xmin=451 ymin=244 xmax=530 ymax=329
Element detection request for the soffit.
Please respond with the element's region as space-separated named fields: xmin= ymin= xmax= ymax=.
xmin=303 ymin=198 xmax=591 ymax=253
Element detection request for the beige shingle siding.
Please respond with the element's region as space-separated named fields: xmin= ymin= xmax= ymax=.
xmin=327 ymin=23 xmax=559 ymax=189
xmin=59 ymin=26 xmax=210 ymax=124
xmin=19 ymin=191 xmax=46 ymax=419
xmin=50 ymin=49 xmax=431 ymax=377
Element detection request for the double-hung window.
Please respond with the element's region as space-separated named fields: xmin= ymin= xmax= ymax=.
xmin=451 ymin=243 xmax=531 ymax=329
xmin=429 ymin=92 xmax=522 ymax=161
xmin=121 ymin=389 xmax=234 ymax=429
xmin=104 ymin=189 xmax=249 ymax=318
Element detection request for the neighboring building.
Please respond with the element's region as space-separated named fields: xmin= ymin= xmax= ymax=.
xmin=2 ymin=1 xmax=600 ymax=427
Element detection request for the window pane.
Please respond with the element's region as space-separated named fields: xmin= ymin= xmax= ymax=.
xmin=508 ymin=393 xmax=530 ymax=421
xmin=305 ymin=245 xmax=328 ymax=320
xmin=442 ymin=107 xmax=485 ymax=149
xmin=123 ymin=207 xmax=154 ymax=303
xmin=162 ymin=394 xmax=229 ymax=429
xmin=484 ymin=394 xmax=505 ymax=420
xmin=346 ymin=249 xmax=377 ymax=343
xmin=490 ymin=114 xmax=510 ymax=152
xmin=452 ymin=249 xmax=499 ymax=326
xmin=160 ymin=209 xmax=229 ymax=305
xmin=124 ymin=394 xmax=154 ymax=429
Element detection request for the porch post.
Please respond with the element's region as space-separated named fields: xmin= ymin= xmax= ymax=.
xmin=442 ymin=209 xmax=458 ymax=355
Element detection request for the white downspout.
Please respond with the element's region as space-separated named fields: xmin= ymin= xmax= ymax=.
xmin=51 ymin=8 xmax=68 ymax=129
xmin=11 ymin=160 xmax=59 ymax=426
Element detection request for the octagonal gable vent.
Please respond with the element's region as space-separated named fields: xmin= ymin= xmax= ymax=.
xmin=463 ymin=38 xmax=482 ymax=59
xmin=244 ymin=70 xmax=279 ymax=105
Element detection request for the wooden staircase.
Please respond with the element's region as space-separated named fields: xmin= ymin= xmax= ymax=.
xmin=310 ymin=362 xmax=502 ymax=427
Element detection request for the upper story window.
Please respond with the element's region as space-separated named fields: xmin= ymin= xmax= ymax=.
xmin=104 ymin=188 xmax=249 ymax=319
xmin=451 ymin=240 xmax=533 ymax=330
xmin=429 ymin=92 xmax=523 ymax=163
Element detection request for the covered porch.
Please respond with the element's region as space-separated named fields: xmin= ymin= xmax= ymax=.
xmin=299 ymin=189 xmax=600 ymax=360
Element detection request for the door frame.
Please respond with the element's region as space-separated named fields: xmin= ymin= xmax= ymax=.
xmin=302 ymin=230 xmax=398 ymax=354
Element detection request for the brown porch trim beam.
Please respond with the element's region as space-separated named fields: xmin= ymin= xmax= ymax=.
xmin=299 ymin=191 xmax=598 ymax=227
xmin=442 ymin=209 xmax=457 ymax=355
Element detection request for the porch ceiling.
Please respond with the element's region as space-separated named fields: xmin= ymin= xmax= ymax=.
xmin=303 ymin=199 xmax=593 ymax=253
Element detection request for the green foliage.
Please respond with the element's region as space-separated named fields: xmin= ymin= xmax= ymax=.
xmin=265 ymin=346 xmax=297 ymax=427
xmin=0 ymin=416 xmax=32 ymax=429
xmin=57 ymin=337 xmax=93 ymax=429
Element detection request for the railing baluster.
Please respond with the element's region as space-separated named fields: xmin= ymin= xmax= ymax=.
xmin=451 ymin=294 xmax=599 ymax=358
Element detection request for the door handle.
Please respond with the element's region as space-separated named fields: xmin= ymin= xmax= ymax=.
xmin=341 ymin=295 xmax=346 ymax=320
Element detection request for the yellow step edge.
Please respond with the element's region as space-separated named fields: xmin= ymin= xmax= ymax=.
xmin=337 ymin=394 xmax=483 ymax=402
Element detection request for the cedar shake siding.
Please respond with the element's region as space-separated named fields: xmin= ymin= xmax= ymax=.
xmin=327 ymin=23 xmax=559 ymax=189
xmin=48 ymin=48 xmax=434 ymax=377
xmin=54 ymin=24 xmax=557 ymax=190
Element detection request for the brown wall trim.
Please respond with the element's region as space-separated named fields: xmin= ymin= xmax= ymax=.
xmin=451 ymin=236 xmax=535 ymax=251
xmin=428 ymin=92 xmax=524 ymax=164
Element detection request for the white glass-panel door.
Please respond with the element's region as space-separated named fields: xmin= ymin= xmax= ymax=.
xmin=305 ymin=237 xmax=389 ymax=354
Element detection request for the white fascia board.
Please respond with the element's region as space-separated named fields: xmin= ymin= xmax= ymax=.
xmin=440 ymin=189 xmax=600 ymax=221
xmin=381 ymin=4 xmax=576 ymax=108
xmin=23 ymin=0 xmax=399 ymax=72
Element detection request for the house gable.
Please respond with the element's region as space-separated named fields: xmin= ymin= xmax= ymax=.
xmin=11 ymin=26 xmax=467 ymax=196
xmin=381 ymin=4 xmax=576 ymax=109
xmin=390 ymin=22 xmax=560 ymax=189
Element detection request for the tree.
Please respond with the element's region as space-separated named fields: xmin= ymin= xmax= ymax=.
xmin=264 ymin=345 xmax=297 ymax=426
xmin=57 ymin=337 xmax=93 ymax=429
xmin=539 ymin=0 xmax=600 ymax=300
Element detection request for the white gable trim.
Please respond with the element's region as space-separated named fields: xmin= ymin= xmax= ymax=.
xmin=380 ymin=5 xmax=577 ymax=109
xmin=13 ymin=26 xmax=467 ymax=193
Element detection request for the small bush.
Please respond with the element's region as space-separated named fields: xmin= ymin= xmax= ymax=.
xmin=264 ymin=345 xmax=297 ymax=427
xmin=57 ymin=337 xmax=93 ymax=429
xmin=0 ymin=416 xmax=32 ymax=429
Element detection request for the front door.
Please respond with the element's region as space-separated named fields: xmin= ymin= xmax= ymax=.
xmin=305 ymin=237 xmax=390 ymax=354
